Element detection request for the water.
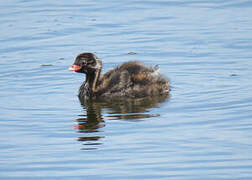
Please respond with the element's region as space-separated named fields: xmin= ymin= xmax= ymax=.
xmin=1 ymin=0 xmax=252 ymax=179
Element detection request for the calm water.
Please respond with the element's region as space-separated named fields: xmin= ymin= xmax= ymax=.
xmin=1 ymin=0 xmax=252 ymax=179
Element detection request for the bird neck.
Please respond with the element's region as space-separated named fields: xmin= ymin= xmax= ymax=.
xmin=85 ymin=69 xmax=101 ymax=96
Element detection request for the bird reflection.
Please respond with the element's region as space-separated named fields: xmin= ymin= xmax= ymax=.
xmin=76 ymin=94 xmax=169 ymax=150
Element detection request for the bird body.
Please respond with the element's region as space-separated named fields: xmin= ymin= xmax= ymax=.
xmin=69 ymin=53 xmax=170 ymax=99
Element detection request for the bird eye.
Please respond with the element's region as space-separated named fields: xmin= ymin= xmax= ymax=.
xmin=81 ymin=61 xmax=87 ymax=66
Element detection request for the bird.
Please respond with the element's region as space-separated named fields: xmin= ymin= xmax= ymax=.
xmin=69 ymin=52 xmax=170 ymax=99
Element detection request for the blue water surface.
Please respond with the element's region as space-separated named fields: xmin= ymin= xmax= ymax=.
xmin=1 ymin=0 xmax=252 ymax=179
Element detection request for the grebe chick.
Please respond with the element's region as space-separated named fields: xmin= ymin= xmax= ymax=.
xmin=69 ymin=53 xmax=170 ymax=99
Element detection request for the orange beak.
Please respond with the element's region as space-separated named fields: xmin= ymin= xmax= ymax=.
xmin=68 ymin=65 xmax=82 ymax=71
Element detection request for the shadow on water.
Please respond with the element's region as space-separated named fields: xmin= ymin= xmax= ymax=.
xmin=76 ymin=94 xmax=169 ymax=150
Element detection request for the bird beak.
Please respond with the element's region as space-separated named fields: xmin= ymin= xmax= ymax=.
xmin=68 ymin=65 xmax=82 ymax=71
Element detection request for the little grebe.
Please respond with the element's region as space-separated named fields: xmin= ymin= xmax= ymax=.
xmin=69 ymin=53 xmax=170 ymax=99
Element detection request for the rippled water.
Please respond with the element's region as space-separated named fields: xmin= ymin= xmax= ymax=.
xmin=1 ymin=0 xmax=252 ymax=179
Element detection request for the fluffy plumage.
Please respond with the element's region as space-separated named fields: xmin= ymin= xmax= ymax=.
xmin=69 ymin=53 xmax=170 ymax=99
